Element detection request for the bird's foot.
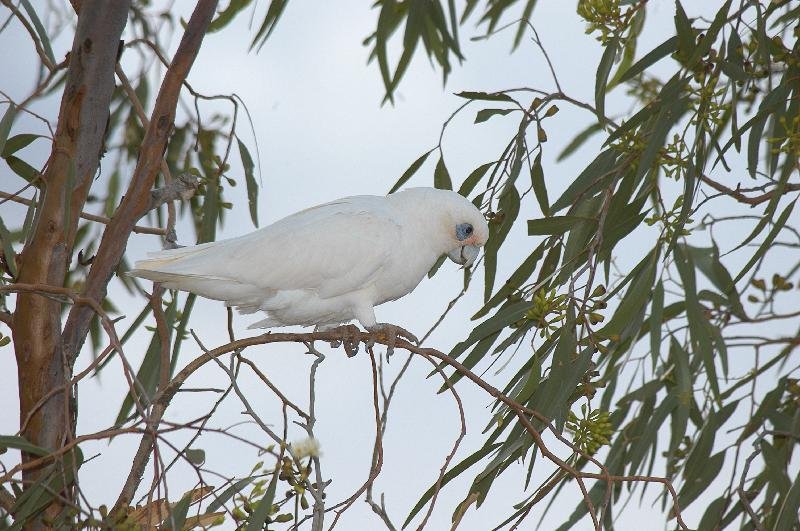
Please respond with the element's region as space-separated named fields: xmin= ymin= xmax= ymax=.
xmin=366 ymin=323 xmax=419 ymax=356
xmin=323 ymin=324 xmax=362 ymax=357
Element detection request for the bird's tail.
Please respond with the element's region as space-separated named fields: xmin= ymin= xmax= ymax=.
xmin=128 ymin=243 xmax=255 ymax=302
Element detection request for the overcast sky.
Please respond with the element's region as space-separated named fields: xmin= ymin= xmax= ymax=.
xmin=1 ymin=1 xmax=787 ymax=530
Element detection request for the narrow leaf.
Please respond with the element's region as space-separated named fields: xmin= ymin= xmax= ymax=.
xmin=391 ymin=149 xmax=433 ymax=193
xmin=530 ymin=152 xmax=549 ymax=215
xmin=595 ymin=37 xmax=619 ymax=121
xmin=474 ymin=108 xmax=513 ymax=124
xmin=455 ymin=91 xmax=514 ymax=102
xmin=0 ymin=103 xmax=17 ymax=156
xmin=237 ymin=139 xmax=259 ymax=227
xmin=245 ymin=468 xmax=279 ymax=531
xmin=458 ymin=161 xmax=492 ymax=197
xmin=433 ymin=155 xmax=452 ymax=190
xmin=618 ymin=36 xmax=678 ymax=84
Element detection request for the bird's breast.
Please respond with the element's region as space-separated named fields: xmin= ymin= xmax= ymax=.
xmin=370 ymin=246 xmax=440 ymax=305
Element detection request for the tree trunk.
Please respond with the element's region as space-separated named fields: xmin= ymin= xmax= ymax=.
xmin=12 ymin=2 xmax=129 ymax=528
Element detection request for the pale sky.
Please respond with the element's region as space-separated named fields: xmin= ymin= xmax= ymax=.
xmin=1 ymin=2 xmax=790 ymax=530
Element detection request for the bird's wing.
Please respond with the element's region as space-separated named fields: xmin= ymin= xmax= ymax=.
xmin=133 ymin=196 xmax=402 ymax=301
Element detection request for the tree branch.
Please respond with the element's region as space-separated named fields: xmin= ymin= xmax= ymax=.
xmin=699 ymin=173 xmax=800 ymax=206
xmin=10 ymin=2 xmax=131 ymax=523
xmin=0 ymin=185 xmax=200 ymax=236
xmin=61 ymin=0 xmax=218 ymax=365
xmin=109 ymin=327 xmax=689 ymax=529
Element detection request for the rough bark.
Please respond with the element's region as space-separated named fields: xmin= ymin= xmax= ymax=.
xmin=61 ymin=0 xmax=219 ymax=367
xmin=11 ymin=2 xmax=129 ymax=528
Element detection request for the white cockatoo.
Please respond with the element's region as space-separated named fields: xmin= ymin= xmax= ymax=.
xmin=130 ymin=187 xmax=488 ymax=340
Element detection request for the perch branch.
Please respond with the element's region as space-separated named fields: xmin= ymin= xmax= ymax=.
xmin=109 ymin=327 xmax=689 ymax=530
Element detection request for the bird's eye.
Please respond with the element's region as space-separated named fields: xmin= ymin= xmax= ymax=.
xmin=456 ymin=223 xmax=474 ymax=241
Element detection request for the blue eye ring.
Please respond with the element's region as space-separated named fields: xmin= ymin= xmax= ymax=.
xmin=456 ymin=223 xmax=474 ymax=241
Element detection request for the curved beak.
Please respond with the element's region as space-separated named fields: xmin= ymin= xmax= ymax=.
xmin=447 ymin=245 xmax=480 ymax=268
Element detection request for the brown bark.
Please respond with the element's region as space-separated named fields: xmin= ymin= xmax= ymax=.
xmin=11 ymin=2 xmax=129 ymax=528
xmin=61 ymin=0 xmax=219 ymax=367
xmin=10 ymin=0 xmax=216 ymax=525
xmin=67 ymin=0 xmax=217 ymax=512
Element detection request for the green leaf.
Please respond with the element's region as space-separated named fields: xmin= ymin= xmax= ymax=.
xmin=527 ymin=215 xmax=594 ymax=236
xmin=683 ymin=402 xmax=738 ymax=482
xmin=677 ymin=450 xmax=725 ymax=509
xmin=451 ymin=300 xmax=531 ymax=360
xmin=687 ymin=0 xmax=731 ymax=65
xmin=6 ymin=155 xmax=40 ymax=183
xmin=697 ymin=496 xmax=727 ymax=531
xmin=427 ymin=254 xmax=446 ymax=278
xmin=206 ymin=478 xmax=253 ymax=514
xmin=617 ymin=36 xmax=678 ymax=84
xmin=250 ymin=0 xmax=290 ymax=52
xmin=170 ymin=293 xmax=196 ymax=375
xmin=209 ymin=0 xmax=254 ymax=32
xmin=455 ymin=91 xmax=514 ymax=102
xmin=628 ymin=395 xmax=674 ymax=475
xmin=483 ymin=186 xmax=519 ymax=300
xmin=237 ymin=139 xmax=259 ymax=227
xmin=595 ymin=37 xmax=619 ymax=121
xmin=115 ymin=298 xmax=178 ymax=425
xmin=649 ymin=280 xmax=663 ymax=369
xmin=443 ymin=330 xmax=502 ymax=389
xmin=529 ymin=152 xmax=549 ymax=215
xmin=433 ymin=155 xmax=452 ymax=190
xmin=667 ymin=338 xmax=690 ymax=471
xmin=19 ymin=0 xmax=55 ymax=65
xmin=635 ymin=78 xmax=689 ymax=183
xmin=773 ymin=468 xmax=800 ymax=530
xmin=0 ymin=103 xmax=17 ymax=157
xmin=734 ymin=198 xmax=796 ymax=283
xmin=404 ymin=443 xmax=501 ymax=527
xmin=674 ymin=245 xmax=720 ymax=401
xmin=576 ymin=211 xmax=615 ymax=272
xmin=474 ymin=108 xmax=513 ymax=123
xmin=528 ymin=311 xmax=589 ymax=428
xmin=161 ymin=492 xmax=192 ymax=531
xmin=0 ymin=217 xmax=18 ymax=278
xmin=184 ymin=448 xmax=205 ymax=465
xmin=761 ymin=439 xmax=791 ymax=492
xmin=458 ymin=161 xmax=492 ymax=197
xmin=682 ymin=244 xmax=745 ymax=319
xmin=674 ymin=1 xmax=695 ymax=63
xmin=556 ymin=123 xmax=602 ymax=162
xmin=513 ymin=355 xmax=542 ymax=404
xmin=10 ymin=446 xmax=83 ymax=528
xmin=245 ymin=467 xmax=279 ymax=531
xmin=512 ymin=0 xmax=539 ymax=49
xmin=0 ymin=435 xmax=49 ymax=457
xmin=391 ymin=149 xmax=433 ymax=194
xmin=607 ymin=26 xmax=637 ymax=90
xmin=604 ymin=99 xmax=656 ymax=147
xmin=597 ymin=249 xmax=657 ymax=340
xmin=717 ymin=80 xmax=789 ymax=170
xmin=550 ymin=149 xmax=617 ymax=213
xmin=473 ymin=240 xmax=545 ymax=320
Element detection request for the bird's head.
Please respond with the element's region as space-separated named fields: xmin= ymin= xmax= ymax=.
xmin=394 ymin=187 xmax=489 ymax=268
xmin=443 ymin=198 xmax=489 ymax=268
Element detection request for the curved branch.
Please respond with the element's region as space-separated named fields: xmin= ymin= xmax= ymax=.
xmin=109 ymin=327 xmax=689 ymax=530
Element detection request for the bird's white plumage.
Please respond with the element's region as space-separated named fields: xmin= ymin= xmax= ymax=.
xmin=130 ymin=187 xmax=488 ymax=330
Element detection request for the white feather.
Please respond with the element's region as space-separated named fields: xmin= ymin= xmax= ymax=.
xmin=130 ymin=187 xmax=489 ymax=329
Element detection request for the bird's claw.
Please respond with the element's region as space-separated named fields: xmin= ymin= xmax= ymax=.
xmin=327 ymin=324 xmax=361 ymax=357
xmin=366 ymin=323 xmax=419 ymax=357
